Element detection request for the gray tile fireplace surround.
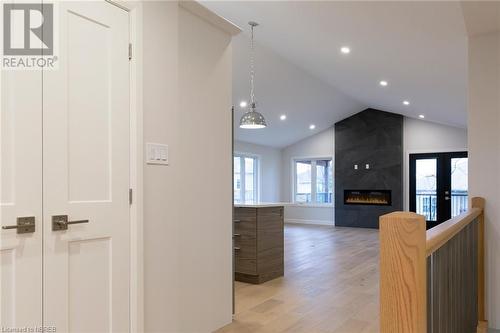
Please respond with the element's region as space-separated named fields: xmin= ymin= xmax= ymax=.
xmin=335 ymin=109 xmax=403 ymax=228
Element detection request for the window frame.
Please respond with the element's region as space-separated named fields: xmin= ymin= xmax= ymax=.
xmin=292 ymin=156 xmax=333 ymax=206
xmin=234 ymin=152 xmax=260 ymax=203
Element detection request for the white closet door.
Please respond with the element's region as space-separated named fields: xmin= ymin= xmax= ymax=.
xmin=42 ymin=1 xmax=130 ymax=332
xmin=0 ymin=68 xmax=43 ymax=327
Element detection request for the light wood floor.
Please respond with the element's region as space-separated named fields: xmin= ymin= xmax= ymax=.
xmin=217 ymin=224 xmax=380 ymax=333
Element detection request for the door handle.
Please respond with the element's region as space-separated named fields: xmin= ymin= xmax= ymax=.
xmin=52 ymin=215 xmax=89 ymax=231
xmin=2 ymin=217 xmax=35 ymax=234
xmin=445 ymin=196 xmax=451 ymax=201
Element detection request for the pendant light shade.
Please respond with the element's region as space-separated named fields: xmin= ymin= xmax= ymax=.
xmin=240 ymin=103 xmax=267 ymax=129
xmin=240 ymin=22 xmax=267 ymax=129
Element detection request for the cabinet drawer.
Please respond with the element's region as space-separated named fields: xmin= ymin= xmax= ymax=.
xmin=234 ymin=234 xmax=256 ymax=259
xmin=235 ymin=255 xmax=257 ymax=275
xmin=234 ymin=220 xmax=256 ymax=236
xmin=257 ymin=207 xmax=283 ymax=218
xmin=234 ymin=208 xmax=256 ymax=236
xmin=234 ymin=207 xmax=257 ymax=219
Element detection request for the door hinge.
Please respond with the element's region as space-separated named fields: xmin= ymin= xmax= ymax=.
xmin=128 ymin=43 xmax=132 ymax=60
xmin=129 ymin=188 xmax=133 ymax=205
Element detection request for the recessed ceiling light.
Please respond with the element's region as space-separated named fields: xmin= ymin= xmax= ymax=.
xmin=280 ymin=114 xmax=287 ymax=121
xmin=340 ymin=46 xmax=351 ymax=54
xmin=403 ymin=100 xmax=410 ymax=106
xmin=309 ymin=124 xmax=316 ymax=130
xmin=239 ymin=101 xmax=247 ymax=108
xmin=419 ymin=114 xmax=425 ymax=119
xmin=379 ymin=80 xmax=388 ymax=87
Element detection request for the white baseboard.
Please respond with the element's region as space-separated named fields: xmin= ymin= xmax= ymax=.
xmin=285 ymin=218 xmax=334 ymax=226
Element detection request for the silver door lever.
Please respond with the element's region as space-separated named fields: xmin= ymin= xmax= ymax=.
xmin=52 ymin=215 xmax=89 ymax=231
xmin=2 ymin=217 xmax=36 ymax=234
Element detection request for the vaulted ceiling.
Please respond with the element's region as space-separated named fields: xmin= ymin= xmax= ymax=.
xmin=202 ymin=1 xmax=468 ymax=148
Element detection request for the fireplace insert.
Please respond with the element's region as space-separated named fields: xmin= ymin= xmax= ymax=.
xmin=344 ymin=190 xmax=392 ymax=206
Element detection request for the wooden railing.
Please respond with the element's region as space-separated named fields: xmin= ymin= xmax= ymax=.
xmin=380 ymin=197 xmax=485 ymax=332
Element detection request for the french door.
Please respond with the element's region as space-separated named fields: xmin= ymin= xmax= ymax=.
xmin=1 ymin=1 xmax=130 ymax=331
xmin=1 ymin=54 xmax=44 ymax=330
xmin=409 ymin=152 xmax=468 ymax=228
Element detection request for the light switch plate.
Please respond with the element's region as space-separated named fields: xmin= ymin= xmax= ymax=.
xmin=146 ymin=143 xmax=168 ymax=165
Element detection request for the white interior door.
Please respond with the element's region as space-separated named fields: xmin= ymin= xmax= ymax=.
xmin=42 ymin=2 xmax=130 ymax=332
xmin=1 ymin=68 xmax=43 ymax=328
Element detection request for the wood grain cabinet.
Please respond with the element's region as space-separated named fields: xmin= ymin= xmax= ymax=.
xmin=234 ymin=206 xmax=284 ymax=284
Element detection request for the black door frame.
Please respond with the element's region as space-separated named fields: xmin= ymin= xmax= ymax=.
xmin=409 ymin=151 xmax=468 ymax=228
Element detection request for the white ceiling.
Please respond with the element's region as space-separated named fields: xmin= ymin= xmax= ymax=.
xmin=230 ymin=34 xmax=365 ymax=147
xmin=202 ymin=1 xmax=468 ymax=148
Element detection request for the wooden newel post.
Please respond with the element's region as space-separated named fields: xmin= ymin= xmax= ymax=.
xmin=472 ymin=197 xmax=486 ymax=323
xmin=380 ymin=212 xmax=427 ymax=333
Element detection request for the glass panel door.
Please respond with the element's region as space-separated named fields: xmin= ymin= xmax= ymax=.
xmin=410 ymin=152 xmax=468 ymax=227
xmin=451 ymin=157 xmax=468 ymax=218
xmin=414 ymin=158 xmax=438 ymax=222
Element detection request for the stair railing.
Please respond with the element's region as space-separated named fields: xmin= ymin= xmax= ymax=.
xmin=379 ymin=197 xmax=486 ymax=332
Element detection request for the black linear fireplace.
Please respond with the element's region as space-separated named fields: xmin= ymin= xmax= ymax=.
xmin=344 ymin=190 xmax=392 ymax=206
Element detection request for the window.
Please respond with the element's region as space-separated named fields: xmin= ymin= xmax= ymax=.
xmin=234 ymin=154 xmax=259 ymax=203
xmin=294 ymin=158 xmax=333 ymax=204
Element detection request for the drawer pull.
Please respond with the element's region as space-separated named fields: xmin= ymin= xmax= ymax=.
xmin=233 ymin=233 xmax=241 ymax=237
xmin=233 ymin=220 xmax=241 ymax=223
xmin=234 ymin=247 xmax=241 ymax=251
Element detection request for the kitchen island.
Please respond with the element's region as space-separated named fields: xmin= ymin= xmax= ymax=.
xmin=233 ymin=203 xmax=285 ymax=284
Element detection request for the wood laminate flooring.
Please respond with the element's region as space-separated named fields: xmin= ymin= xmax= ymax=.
xmin=217 ymin=224 xmax=380 ymax=333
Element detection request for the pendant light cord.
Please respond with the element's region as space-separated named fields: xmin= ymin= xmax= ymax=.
xmin=250 ymin=23 xmax=256 ymax=106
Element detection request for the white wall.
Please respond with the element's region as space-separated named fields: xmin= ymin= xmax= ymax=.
xmin=234 ymin=141 xmax=281 ymax=202
xmin=403 ymin=117 xmax=468 ymax=210
xmin=281 ymin=128 xmax=335 ymax=225
xmin=468 ymin=31 xmax=500 ymax=329
xmin=177 ymin=7 xmax=233 ymax=332
xmin=143 ymin=3 xmax=233 ymax=332
xmin=142 ymin=3 xmax=180 ymax=331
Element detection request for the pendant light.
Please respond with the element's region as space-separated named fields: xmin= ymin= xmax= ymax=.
xmin=240 ymin=21 xmax=267 ymax=129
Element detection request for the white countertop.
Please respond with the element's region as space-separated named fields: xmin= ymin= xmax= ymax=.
xmin=234 ymin=202 xmax=291 ymax=208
